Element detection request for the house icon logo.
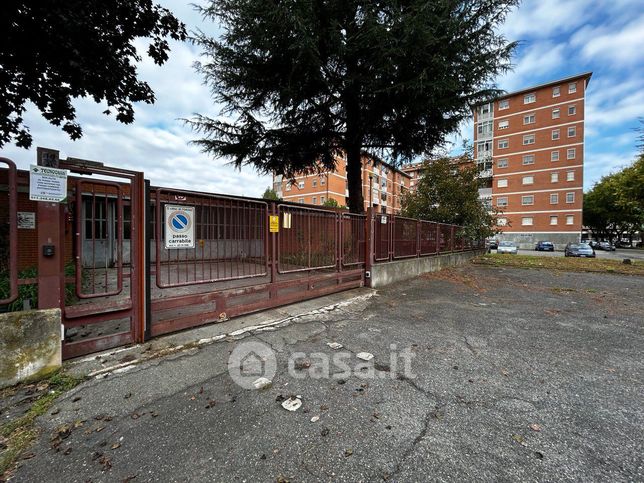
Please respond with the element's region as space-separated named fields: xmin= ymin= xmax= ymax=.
xmin=228 ymin=341 xmax=277 ymax=389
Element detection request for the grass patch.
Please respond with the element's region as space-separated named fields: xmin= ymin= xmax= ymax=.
xmin=472 ymin=253 xmax=644 ymax=276
xmin=0 ymin=372 xmax=84 ymax=477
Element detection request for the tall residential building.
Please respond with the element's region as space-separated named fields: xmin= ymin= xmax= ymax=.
xmin=273 ymin=152 xmax=411 ymax=214
xmin=473 ymin=72 xmax=592 ymax=248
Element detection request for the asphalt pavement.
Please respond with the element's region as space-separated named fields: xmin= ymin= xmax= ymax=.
xmin=7 ymin=265 xmax=644 ymax=482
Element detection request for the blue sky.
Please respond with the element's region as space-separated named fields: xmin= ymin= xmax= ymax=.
xmin=2 ymin=0 xmax=643 ymax=195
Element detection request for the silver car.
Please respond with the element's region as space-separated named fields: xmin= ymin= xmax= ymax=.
xmin=497 ymin=241 xmax=518 ymax=254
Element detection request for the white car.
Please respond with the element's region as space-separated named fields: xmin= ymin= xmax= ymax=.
xmin=497 ymin=241 xmax=518 ymax=254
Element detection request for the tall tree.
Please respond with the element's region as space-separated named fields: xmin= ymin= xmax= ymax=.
xmin=401 ymin=156 xmax=501 ymax=239
xmin=1 ymin=1 xmax=187 ymax=148
xmin=190 ymin=0 xmax=518 ymax=213
xmin=262 ymin=187 xmax=281 ymax=200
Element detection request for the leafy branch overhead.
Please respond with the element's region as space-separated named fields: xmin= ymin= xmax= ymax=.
xmin=190 ymin=0 xmax=518 ymax=212
xmin=1 ymin=0 xmax=187 ymax=148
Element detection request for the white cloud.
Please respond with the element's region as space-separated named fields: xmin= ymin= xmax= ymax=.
xmin=572 ymin=14 xmax=644 ymax=66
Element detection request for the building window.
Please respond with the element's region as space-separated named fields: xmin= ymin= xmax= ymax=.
xmin=312 ymin=196 xmax=317 ymax=204
xmin=568 ymin=82 xmax=577 ymax=94
xmin=567 ymin=148 xmax=576 ymax=159
xmin=523 ymin=154 xmax=535 ymax=165
xmin=566 ymin=192 xmax=575 ymax=203
xmin=320 ymin=176 xmax=326 ymax=185
xmin=551 ymin=150 xmax=560 ymax=161
xmin=497 ymin=158 xmax=509 ymax=168
xmin=522 ymin=195 xmax=534 ymax=206
xmin=497 ymin=178 xmax=508 ymax=188
xmin=553 ymin=86 xmax=560 ymax=97
xmin=552 ymin=129 xmax=560 ymax=140
xmin=298 ymin=181 xmax=305 ymax=189
xmin=320 ymin=196 xmax=325 ymax=204
xmin=498 ymin=139 xmax=509 ymax=149
xmin=498 ymin=120 xmax=509 ymax=129
xmin=550 ymin=216 xmax=558 ymax=225
xmin=523 ymin=113 xmax=536 ymax=125
xmin=552 ymin=108 xmax=560 ymax=119
xmin=286 ymin=182 xmax=292 ymax=191
xmin=523 ymin=134 xmax=535 ymax=145
xmin=497 ymin=218 xmax=508 ymax=226
xmin=497 ymin=197 xmax=508 ymax=207
xmin=524 ymin=93 xmax=536 ymax=104
xmin=566 ymin=215 xmax=574 ymax=225
xmin=566 ymin=171 xmax=575 ymax=181
xmin=522 ymin=175 xmax=534 ymax=185
xmin=551 ymin=172 xmax=559 ymax=183
xmin=568 ymin=105 xmax=576 ymax=116
xmin=522 ymin=217 xmax=534 ymax=226
xmin=298 ymin=198 xmax=304 ymax=204
xmin=550 ymin=193 xmax=559 ymax=204
xmin=312 ymin=179 xmax=317 ymax=187
xmin=499 ymin=99 xmax=509 ymax=110
xmin=568 ymin=126 xmax=576 ymax=137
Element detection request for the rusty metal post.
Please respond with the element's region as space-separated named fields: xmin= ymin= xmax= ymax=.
xmin=36 ymin=148 xmax=65 ymax=310
xmin=364 ymin=207 xmax=374 ymax=287
xmin=450 ymin=225 xmax=455 ymax=252
xmin=0 ymin=158 xmax=18 ymax=305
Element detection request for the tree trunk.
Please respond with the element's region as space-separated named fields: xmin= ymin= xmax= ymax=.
xmin=346 ymin=144 xmax=364 ymax=213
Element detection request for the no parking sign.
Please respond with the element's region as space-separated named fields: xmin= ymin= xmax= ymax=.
xmin=165 ymin=205 xmax=195 ymax=249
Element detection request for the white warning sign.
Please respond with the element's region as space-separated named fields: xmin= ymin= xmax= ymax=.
xmin=165 ymin=205 xmax=195 ymax=249
xmin=29 ymin=165 xmax=68 ymax=202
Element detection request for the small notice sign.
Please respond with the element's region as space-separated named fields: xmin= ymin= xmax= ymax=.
xmin=165 ymin=205 xmax=195 ymax=249
xmin=17 ymin=212 xmax=36 ymax=229
xmin=29 ymin=165 xmax=68 ymax=202
xmin=269 ymin=215 xmax=279 ymax=233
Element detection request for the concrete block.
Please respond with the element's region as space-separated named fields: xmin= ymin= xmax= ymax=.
xmin=0 ymin=308 xmax=61 ymax=388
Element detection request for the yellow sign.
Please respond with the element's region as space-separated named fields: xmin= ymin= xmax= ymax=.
xmin=269 ymin=215 xmax=279 ymax=233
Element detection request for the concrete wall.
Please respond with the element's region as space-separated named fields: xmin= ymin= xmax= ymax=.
xmin=368 ymin=250 xmax=485 ymax=288
xmin=497 ymin=232 xmax=580 ymax=250
xmin=0 ymin=309 xmax=62 ymax=389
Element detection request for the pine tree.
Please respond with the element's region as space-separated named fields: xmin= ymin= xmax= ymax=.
xmin=190 ymin=0 xmax=518 ymax=212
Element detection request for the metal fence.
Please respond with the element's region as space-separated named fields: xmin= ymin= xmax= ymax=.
xmin=371 ymin=213 xmax=483 ymax=263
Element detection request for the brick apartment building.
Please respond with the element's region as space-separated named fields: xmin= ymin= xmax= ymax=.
xmin=473 ymin=72 xmax=592 ymax=248
xmin=273 ymin=152 xmax=411 ymax=214
xmin=401 ymin=155 xmax=474 ymax=191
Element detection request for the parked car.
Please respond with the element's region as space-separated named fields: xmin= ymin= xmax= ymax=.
xmin=587 ymin=240 xmax=600 ymax=249
xmin=535 ymin=241 xmax=555 ymax=252
xmin=564 ymin=242 xmax=595 ymax=258
xmin=598 ymin=241 xmax=615 ymax=251
xmin=487 ymin=239 xmax=499 ymax=250
xmin=497 ymin=241 xmax=518 ymax=254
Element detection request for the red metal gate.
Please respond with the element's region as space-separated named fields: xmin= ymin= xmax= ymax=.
xmin=57 ymin=160 xmax=146 ymax=359
xmin=148 ymin=188 xmax=365 ymax=337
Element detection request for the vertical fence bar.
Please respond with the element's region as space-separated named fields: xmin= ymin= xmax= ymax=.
xmin=0 ymin=157 xmax=18 ymax=305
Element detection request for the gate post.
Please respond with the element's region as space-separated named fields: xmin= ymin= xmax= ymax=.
xmin=365 ymin=207 xmax=374 ymax=288
xmin=36 ymin=148 xmax=64 ymax=310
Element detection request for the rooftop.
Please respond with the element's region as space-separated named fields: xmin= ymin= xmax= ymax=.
xmin=473 ymin=71 xmax=593 ymax=107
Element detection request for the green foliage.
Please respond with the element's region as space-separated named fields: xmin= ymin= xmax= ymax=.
xmin=401 ymin=156 xmax=500 ymax=240
xmin=189 ymin=0 xmax=518 ymax=212
xmin=322 ymin=198 xmax=343 ymax=208
xmin=0 ymin=263 xmax=80 ymax=312
xmin=583 ymin=154 xmax=644 ymax=243
xmin=1 ymin=1 xmax=187 ymax=148
xmin=262 ymin=187 xmax=280 ymax=201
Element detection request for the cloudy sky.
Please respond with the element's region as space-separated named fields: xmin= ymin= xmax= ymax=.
xmin=3 ymin=0 xmax=643 ymax=194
